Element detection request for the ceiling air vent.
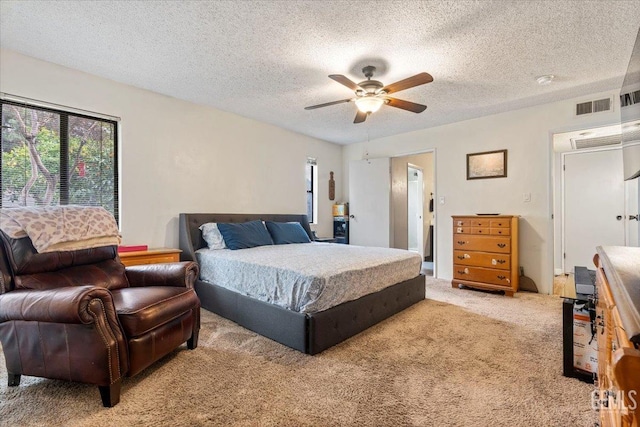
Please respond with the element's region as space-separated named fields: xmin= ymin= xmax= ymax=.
xmin=575 ymin=96 xmax=613 ymax=116
xmin=621 ymin=90 xmax=640 ymax=107
xmin=571 ymin=134 xmax=621 ymax=150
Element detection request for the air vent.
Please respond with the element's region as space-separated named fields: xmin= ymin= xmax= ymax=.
xmin=571 ymin=134 xmax=621 ymax=150
xmin=575 ymin=96 xmax=613 ymax=116
xmin=621 ymin=90 xmax=640 ymax=107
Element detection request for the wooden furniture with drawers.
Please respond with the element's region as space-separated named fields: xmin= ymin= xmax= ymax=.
xmin=593 ymin=246 xmax=640 ymax=427
xmin=451 ymin=215 xmax=519 ymax=296
xmin=118 ymin=248 xmax=182 ymax=267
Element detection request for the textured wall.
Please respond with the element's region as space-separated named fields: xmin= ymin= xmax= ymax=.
xmin=343 ymin=91 xmax=622 ymax=294
xmin=0 ymin=49 xmax=343 ymax=246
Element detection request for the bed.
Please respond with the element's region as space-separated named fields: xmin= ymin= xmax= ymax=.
xmin=179 ymin=213 xmax=425 ymax=354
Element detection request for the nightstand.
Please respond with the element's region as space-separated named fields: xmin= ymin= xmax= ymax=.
xmin=118 ymin=248 xmax=182 ymax=267
xmin=314 ymin=237 xmax=337 ymax=243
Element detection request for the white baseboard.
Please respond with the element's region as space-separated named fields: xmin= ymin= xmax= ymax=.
xmin=554 ymin=268 xmax=564 ymax=276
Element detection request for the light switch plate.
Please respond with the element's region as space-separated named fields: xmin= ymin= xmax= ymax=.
xmin=439 ymin=196 xmax=445 ymax=204
xmin=523 ymin=193 xmax=531 ymax=202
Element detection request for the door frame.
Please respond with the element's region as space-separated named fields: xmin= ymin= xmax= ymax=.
xmin=560 ymin=145 xmax=624 ymax=273
xmin=392 ymin=148 xmax=437 ymax=277
xmin=407 ymin=163 xmax=424 ymax=257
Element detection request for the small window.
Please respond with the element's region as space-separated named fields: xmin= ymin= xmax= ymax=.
xmin=306 ymin=158 xmax=317 ymax=223
xmin=1 ymin=100 xmax=119 ymax=221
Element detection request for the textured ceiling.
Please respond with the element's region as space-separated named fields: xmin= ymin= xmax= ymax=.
xmin=1 ymin=1 xmax=639 ymax=145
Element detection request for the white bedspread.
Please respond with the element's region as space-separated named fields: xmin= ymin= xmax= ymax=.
xmin=196 ymin=242 xmax=422 ymax=313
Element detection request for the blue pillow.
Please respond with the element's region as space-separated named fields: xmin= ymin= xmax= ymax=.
xmin=265 ymin=221 xmax=311 ymax=245
xmin=216 ymin=221 xmax=273 ymax=250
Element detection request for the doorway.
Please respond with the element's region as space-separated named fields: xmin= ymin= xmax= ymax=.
xmin=552 ymin=124 xmax=639 ymax=292
xmin=562 ymin=147 xmax=626 ymax=273
xmin=390 ymin=152 xmax=435 ymax=276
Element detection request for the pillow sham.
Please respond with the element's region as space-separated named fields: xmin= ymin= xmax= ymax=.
xmin=265 ymin=221 xmax=311 ymax=245
xmin=216 ymin=220 xmax=273 ymax=250
xmin=199 ymin=222 xmax=227 ymax=250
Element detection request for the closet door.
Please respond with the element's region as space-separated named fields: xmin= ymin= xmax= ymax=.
xmin=563 ymin=149 xmax=625 ymax=273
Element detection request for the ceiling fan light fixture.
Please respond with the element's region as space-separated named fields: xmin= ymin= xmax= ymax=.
xmin=355 ymin=96 xmax=384 ymax=113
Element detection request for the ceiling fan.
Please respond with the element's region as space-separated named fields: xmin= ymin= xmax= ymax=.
xmin=305 ymin=65 xmax=433 ymax=124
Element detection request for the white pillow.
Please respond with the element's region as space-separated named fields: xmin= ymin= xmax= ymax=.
xmin=199 ymin=222 xmax=227 ymax=250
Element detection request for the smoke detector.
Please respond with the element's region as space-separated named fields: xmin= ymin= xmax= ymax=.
xmin=536 ymin=75 xmax=555 ymax=85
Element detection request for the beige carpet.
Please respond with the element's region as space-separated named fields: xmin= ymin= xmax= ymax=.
xmin=0 ymin=278 xmax=596 ymax=426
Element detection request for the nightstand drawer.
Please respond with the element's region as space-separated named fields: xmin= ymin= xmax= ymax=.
xmin=119 ymin=248 xmax=181 ymax=267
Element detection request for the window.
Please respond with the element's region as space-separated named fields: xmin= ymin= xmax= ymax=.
xmin=1 ymin=100 xmax=119 ymax=221
xmin=306 ymin=158 xmax=317 ymax=223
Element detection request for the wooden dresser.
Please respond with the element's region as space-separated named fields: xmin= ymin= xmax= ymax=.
xmin=451 ymin=215 xmax=519 ymax=296
xmin=593 ymin=246 xmax=640 ymax=427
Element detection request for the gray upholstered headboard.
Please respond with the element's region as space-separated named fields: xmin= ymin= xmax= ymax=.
xmin=178 ymin=213 xmax=314 ymax=262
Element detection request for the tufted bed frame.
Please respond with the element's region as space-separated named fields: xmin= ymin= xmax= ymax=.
xmin=178 ymin=213 xmax=425 ymax=354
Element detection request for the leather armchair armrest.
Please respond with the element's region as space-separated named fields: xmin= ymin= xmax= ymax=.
xmin=125 ymin=261 xmax=199 ymax=289
xmin=0 ymin=285 xmax=115 ymax=324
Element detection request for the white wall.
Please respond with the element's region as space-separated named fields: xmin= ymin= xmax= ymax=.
xmin=0 ymin=49 xmax=342 ymax=246
xmin=343 ymin=91 xmax=621 ymax=294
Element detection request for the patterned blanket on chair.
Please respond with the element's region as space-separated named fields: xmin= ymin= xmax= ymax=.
xmin=0 ymin=206 xmax=121 ymax=253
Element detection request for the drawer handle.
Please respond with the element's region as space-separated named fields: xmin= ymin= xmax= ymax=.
xmin=457 ymin=221 xmax=463 ymax=226
xmin=495 ymin=259 xmax=506 ymax=264
xmin=457 ymin=268 xmax=469 ymax=275
xmin=497 ymin=243 xmax=506 ymax=248
xmin=478 ymin=230 xmax=483 ymax=233
xmin=457 ymin=240 xmax=467 ymax=245
xmin=497 ymin=275 xmax=506 ymax=280
xmin=457 ymin=255 xmax=465 ymax=260
xmin=496 ymin=231 xmax=502 ymax=234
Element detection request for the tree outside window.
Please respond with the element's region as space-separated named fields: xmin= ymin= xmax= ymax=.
xmin=1 ymin=101 xmax=118 ymax=221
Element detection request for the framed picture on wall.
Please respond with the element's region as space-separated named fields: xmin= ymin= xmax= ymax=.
xmin=466 ymin=149 xmax=507 ymax=180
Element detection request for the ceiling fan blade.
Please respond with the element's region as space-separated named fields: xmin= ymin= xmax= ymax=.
xmin=385 ymin=97 xmax=427 ymax=113
xmin=354 ymin=110 xmax=368 ymax=124
xmin=382 ymin=72 xmax=433 ymax=94
xmin=329 ymin=74 xmax=362 ymax=91
xmin=304 ymin=99 xmax=352 ymax=110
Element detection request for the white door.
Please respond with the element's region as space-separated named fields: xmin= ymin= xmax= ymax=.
xmin=349 ymin=158 xmax=391 ymax=247
xmin=563 ymin=149 xmax=626 ymax=273
xmin=626 ymin=178 xmax=639 ymax=246
xmin=407 ymin=166 xmax=424 ymax=257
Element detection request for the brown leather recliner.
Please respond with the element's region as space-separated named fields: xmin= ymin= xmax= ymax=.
xmin=0 ymin=232 xmax=201 ymax=407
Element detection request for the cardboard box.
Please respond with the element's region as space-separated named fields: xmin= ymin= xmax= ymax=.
xmin=572 ymin=308 xmax=598 ymax=374
xmin=332 ymin=204 xmax=348 ymax=217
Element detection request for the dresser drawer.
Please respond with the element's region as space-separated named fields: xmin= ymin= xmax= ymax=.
xmin=490 ymin=228 xmax=510 ymax=236
xmin=453 ymin=235 xmax=511 ymax=253
xmin=453 ymin=219 xmax=471 ymax=227
xmin=453 ymin=265 xmax=513 ymax=286
xmin=490 ymin=219 xmax=510 ymax=228
xmin=454 ymin=226 xmax=471 ymax=234
xmin=471 ymin=219 xmax=490 ymax=227
xmin=471 ymin=227 xmax=490 ymax=235
xmin=453 ymin=250 xmax=510 ymax=270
